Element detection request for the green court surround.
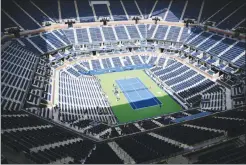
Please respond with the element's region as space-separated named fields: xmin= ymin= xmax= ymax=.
xmin=98 ymin=70 xmax=182 ymax=123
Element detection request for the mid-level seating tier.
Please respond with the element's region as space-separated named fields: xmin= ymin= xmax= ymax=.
xmin=149 ymin=59 xmax=217 ymax=106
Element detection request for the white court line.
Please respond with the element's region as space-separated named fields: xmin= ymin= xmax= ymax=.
xmin=117 ymin=79 xmax=145 ymax=91
xmin=127 ymin=80 xmax=145 ymax=109
xmin=116 ymin=80 xmax=137 ymax=109
xmin=130 ymin=81 xmax=150 ymax=100
xmin=135 ymin=78 xmax=161 ymax=105
xmin=128 ymin=78 xmax=154 ymax=109
xmin=133 ymin=78 xmax=152 ymax=100
xmin=117 ymin=78 xmax=161 ymax=109
xmin=120 ymin=82 xmax=140 ymax=88
xmin=117 ymin=79 xmax=145 ymax=109
xmin=120 ymin=78 xmax=152 ymax=101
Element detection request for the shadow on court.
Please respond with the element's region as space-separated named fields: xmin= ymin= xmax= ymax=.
xmin=110 ymin=95 xmax=182 ymax=124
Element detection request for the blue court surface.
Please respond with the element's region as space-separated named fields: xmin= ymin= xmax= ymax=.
xmin=116 ymin=78 xmax=162 ymax=110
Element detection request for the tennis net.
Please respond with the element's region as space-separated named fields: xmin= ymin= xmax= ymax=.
xmin=120 ymin=87 xmax=149 ymax=93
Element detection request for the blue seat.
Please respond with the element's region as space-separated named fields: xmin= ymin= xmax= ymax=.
xmin=102 ymin=27 xmax=116 ymax=41
xmin=63 ymin=29 xmax=76 ymax=44
xmin=112 ymin=57 xmax=123 ymax=67
xmin=165 ymin=0 xmax=185 ymax=22
xmin=94 ymin=4 xmax=110 ymax=19
xmin=122 ymin=0 xmax=140 ymax=17
xmin=208 ymin=38 xmax=236 ymax=57
xmin=166 ymin=26 xmax=181 ymax=42
xmin=108 ymin=0 xmax=127 ymax=21
xmin=60 ymin=0 xmax=77 ymax=19
xmin=29 ymin=35 xmax=55 ymax=53
xmin=115 ymin=26 xmax=129 ymax=40
xmin=76 ymin=28 xmax=90 ymax=44
xmin=102 ymin=58 xmax=113 ymax=69
xmin=126 ymin=25 xmax=141 ymax=39
xmin=91 ymin=60 xmax=102 ymax=70
xmin=2 ymin=0 xmax=40 ymax=30
xmin=153 ymin=25 xmax=168 ymax=40
xmin=31 ymin=0 xmax=60 ymax=22
xmin=76 ymin=0 xmax=95 ymax=22
xmin=89 ymin=28 xmax=103 ymax=42
xmin=183 ymin=0 xmax=203 ymax=20
xmin=42 ymin=33 xmax=66 ymax=48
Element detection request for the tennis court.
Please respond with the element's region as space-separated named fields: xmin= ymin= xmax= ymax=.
xmin=116 ymin=77 xmax=162 ymax=110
